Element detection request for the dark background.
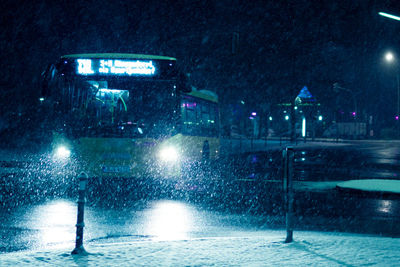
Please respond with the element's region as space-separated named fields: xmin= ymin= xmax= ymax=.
xmin=1 ymin=0 xmax=400 ymax=141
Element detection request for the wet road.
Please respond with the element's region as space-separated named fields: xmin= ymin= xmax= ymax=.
xmin=1 ymin=140 xmax=400 ymax=253
xmin=0 ymin=198 xmax=273 ymax=252
xmin=1 ymin=191 xmax=399 ymax=253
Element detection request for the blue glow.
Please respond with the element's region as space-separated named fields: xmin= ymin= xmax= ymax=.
xmin=302 ymin=117 xmax=306 ymax=137
xmin=269 ymin=116 xmax=273 ymax=121
xmin=379 ymin=12 xmax=400 ymax=21
xmin=100 ymin=59 xmax=155 ymax=75
xmin=77 ymin=59 xmax=94 ymax=74
xmin=251 ymin=112 xmax=257 ymax=116
xmin=297 ymin=86 xmax=315 ymax=102
xmin=77 ymin=59 xmax=156 ymax=76
xmin=318 ymin=115 xmax=323 ymax=121
xmin=285 ymin=115 xmax=289 ymax=120
xmin=97 ymin=88 xmax=125 ymax=94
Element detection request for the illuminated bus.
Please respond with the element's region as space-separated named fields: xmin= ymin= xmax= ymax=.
xmin=41 ymin=53 xmax=219 ymax=181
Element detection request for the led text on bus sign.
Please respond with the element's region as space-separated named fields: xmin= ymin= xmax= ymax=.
xmin=77 ymin=59 xmax=156 ymax=76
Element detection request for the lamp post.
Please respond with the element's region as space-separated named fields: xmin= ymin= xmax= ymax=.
xmin=380 ymin=12 xmax=400 ymax=136
xmin=384 ymin=52 xmax=400 ymax=122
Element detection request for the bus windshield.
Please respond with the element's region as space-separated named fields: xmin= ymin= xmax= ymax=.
xmin=66 ymin=77 xmax=178 ymax=138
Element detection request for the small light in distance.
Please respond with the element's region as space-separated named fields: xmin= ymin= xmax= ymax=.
xmin=385 ymin=51 xmax=395 ymax=62
xmin=285 ymin=115 xmax=289 ymax=120
xmin=396 ymin=115 xmax=399 ymax=121
xmin=269 ymin=116 xmax=273 ymax=121
xmin=318 ymin=115 xmax=323 ymax=121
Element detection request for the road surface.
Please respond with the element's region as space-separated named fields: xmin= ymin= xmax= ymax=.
xmin=1 ymin=140 xmax=400 ymax=253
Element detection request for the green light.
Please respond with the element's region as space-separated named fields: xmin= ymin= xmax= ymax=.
xmin=379 ymin=12 xmax=400 ymax=21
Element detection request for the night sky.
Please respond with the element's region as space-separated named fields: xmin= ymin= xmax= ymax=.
xmin=2 ymin=0 xmax=400 ymax=133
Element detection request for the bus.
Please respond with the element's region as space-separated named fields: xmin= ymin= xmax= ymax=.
xmin=40 ymin=53 xmax=219 ymax=183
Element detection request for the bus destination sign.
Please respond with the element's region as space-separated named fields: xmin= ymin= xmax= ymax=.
xmin=76 ymin=59 xmax=156 ymax=76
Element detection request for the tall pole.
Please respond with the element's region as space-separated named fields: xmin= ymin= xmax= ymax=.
xmin=72 ymin=172 xmax=89 ymax=255
xmin=397 ymin=73 xmax=399 ymax=138
xmin=397 ymin=73 xmax=399 ymax=118
xmin=379 ymin=12 xmax=400 ymax=136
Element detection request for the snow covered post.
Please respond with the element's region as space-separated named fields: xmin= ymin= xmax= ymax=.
xmin=283 ymin=147 xmax=294 ymax=243
xmin=72 ymin=172 xmax=89 ymax=255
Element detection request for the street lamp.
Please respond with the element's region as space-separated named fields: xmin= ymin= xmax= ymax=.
xmin=385 ymin=52 xmax=394 ymax=62
xmin=379 ymin=12 xmax=400 ymax=21
xmin=380 ymin=12 xmax=400 ymax=136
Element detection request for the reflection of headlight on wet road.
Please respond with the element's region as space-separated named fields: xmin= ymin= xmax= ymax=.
xmin=158 ymin=146 xmax=179 ymax=162
xmin=54 ymin=145 xmax=71 ymax=160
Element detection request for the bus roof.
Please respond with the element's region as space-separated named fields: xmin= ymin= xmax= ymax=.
xmin=186 ymin=90 xmax=218 ymax=103
xmin=61 ymin=53 xmax=176 ymax=61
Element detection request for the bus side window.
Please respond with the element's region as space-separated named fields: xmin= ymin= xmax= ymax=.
xmin=181 ymin=98 xmax=198 ymax=135
xmin=201 ymin=104 xmax=210 ymax=136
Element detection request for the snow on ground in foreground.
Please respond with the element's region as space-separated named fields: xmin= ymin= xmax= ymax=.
xmin=337 ymin=179 xmax=400 ymax=194
xmin=1 ymin=230 xmax=399 ymax=266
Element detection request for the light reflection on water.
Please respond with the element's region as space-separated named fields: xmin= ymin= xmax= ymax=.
xmin=3 ymin=196 xmax=400 ymax=252
xmin=32 ymin=200 xmax=76 ymax=245
xmin=139 ymin=200 xmax=195 ymax=240
xmin=18 ymin=199 xmax=77 ymax=249
xmin=3 ymin=199 xmax=209 ymax=251
xmin=377 ymin=200 xmax=393 ymax=214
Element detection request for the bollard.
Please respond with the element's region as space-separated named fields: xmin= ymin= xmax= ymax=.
xmin=283 ymin=147 xmax=294 ymax=243
xmin=71 ymin=172 xmax=89 ymax=255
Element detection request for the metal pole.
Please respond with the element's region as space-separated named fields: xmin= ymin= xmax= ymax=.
xmin=72 ymin=172 xmax=89 ymax=255
xmin=283 ymin=147 xmax=294 ymax=243
xmin=397 ymin=72 xmax=399 ymax=117
xmin=397 ymin=73 xmax=399 ymax=138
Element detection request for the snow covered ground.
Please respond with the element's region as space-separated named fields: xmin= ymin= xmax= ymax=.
xmin=0 ymin=230 xmax=399 ymax=266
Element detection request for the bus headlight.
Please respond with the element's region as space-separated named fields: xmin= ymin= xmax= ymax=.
xmin=158 ymin=146 xmax=179 ymax=163
xmin=53 ymin=145 xmax=71 ymax=160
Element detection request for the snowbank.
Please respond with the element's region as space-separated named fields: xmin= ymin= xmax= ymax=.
xmin=337 ymin=179 xmax=400 ymax=194
xmin=1 ymin=230 xmax=399 ymax=266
